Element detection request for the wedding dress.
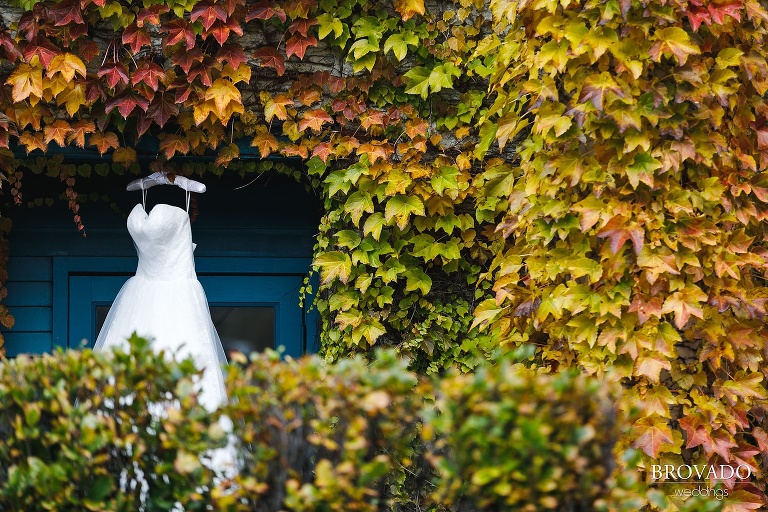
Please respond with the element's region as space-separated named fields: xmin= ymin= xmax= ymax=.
xmin=93 ymin=203 xmax=228 ymax=412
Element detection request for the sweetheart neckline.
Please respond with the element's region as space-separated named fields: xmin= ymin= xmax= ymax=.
xmin=134 ymin=203 xmax=189 ymax=218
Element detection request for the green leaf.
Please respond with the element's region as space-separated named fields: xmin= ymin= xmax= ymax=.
xmin=431 ymin=166 xmax=459 ymax=196
xmin=625 ymin=152 xmax=661 ymax=189
xmin=344 ymin=191 xmax=374 ymax=226
xmin=317 ymin=13 xmax=343 ymax=39
xmin=314 ymin=251 xmax=353 ymax=284
xmin=474 ymin=121 xmax=498 ymax=160
xmin=351 ymin=318 xmax=387 ymax=346
xmin=335 ymin=230 xmax=361 ymax=249
xmin=385 ymin=195 xmax=424 ymax=230
xmin=403 ymin=67 xmax=431 ymax=99
xmin=363 ymin=212 xmax=386 ymax=240
xmin=384 ymin=32 xmax=419 ymax=61
xmin=404 ymin=268 xmax=432 ymax=294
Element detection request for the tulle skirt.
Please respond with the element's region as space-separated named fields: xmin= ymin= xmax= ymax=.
xmin=93 ymin=275 xmax=228 ymax=411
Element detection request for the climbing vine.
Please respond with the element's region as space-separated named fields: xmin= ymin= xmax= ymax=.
xmin=0 ymin=0 xmax=767 ymax=508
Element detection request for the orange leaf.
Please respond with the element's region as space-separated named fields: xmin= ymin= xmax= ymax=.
xmin=251 ymin=131 xmax=279 ymax=158
xmin=67 ymin=120 xmax=95 ymax=148
xmin=43 ymin=120 xmax=71 ymax=147
xmin=596 ymin=216 xmax=644 ymax=255
xmin=6 ymin=62 xmax=43 ymax=103
xmin=298 ymin=109 xmax=333 ymax=132
xmin=159 ymin=134 xmax=190 ymax=159
xmin=18 ymin=131 xmax=48 ymax=154
xmin=89 ymin=131 xmax=119 ymax=155
xmin=630 ymin=416 xmax=674 ymax=458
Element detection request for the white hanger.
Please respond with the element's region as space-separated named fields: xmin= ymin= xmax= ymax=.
xmin=127 ymin=171 xmax=206 ymax=212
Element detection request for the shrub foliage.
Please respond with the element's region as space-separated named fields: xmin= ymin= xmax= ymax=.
xmin=0 ymin=339 xmax=653 ymax=511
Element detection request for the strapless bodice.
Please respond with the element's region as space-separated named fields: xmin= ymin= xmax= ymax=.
xmin=127 ymin=203 xmax=196 ymax=280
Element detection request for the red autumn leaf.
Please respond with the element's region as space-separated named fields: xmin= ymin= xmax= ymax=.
xmin=84 ymin=77 xmax=106 ymax=102
xmin=754 ymin=427 xmax=768 ymax=453
xmin=597 ymin=216 xmax=644 ymax=255
xmin=123 ymin=23 xmax=151 ymax=55
xmin=628 ymin=294 xmax=663 ymax=324
xmin=245 ymin=1 xmax=286 ymax=22
xmin=174 ymin=82 xmax=194 ymax=103
xmin=159 ymin=134 xmax=190 ymax=159
xmin=172 ymin=47 xmax=203 ymax=74
xmin=162 ymin=19 xmax=196 ymax=50
xmin=299 ymin=108 xmax=333 ymax=132
xmin=66 ymin=119 xmax=95 ymax=148
xmin=312 ymin=141 xmax=332 ymax=162
xmin=132 ymin=61 xmax=165 ymax=91
xmin=49 ymin=0 xmax=84 ymax=26
xmin=98 ymin=62 xmax=129 ymax=88
xmin=136 ymin=114 xmax=153 ymax=137
xmin=88 ymin=131 xmax=119 ymax=155
xmin=708 ymin=1 xmax=742 ymax=24
xmin=285 ymin=34 xmax=318 ymax=60
xmin=252 ymin=47 xmax=285 ymax=75
xmin=204 ymin=19 xmax=242 ymax=46
xmin=188 ymin=61 xmax=213 ymax=87
xmin=23 ymin=37 xmax=61 ymax=68
xmin=328 ymin=75 xmax=346 ymax=94
xmin=146 ymin=93 xmax=179 ymax=127
xmin=686 ymin=6 xmax=712 ymax=30
xmin=105 ymin=91 xmax=149 ymax=118
xmin=216 ymin=43 xmax=248 ymax=68
xmin=0 ymin=32 xmax=21 ymax=61
xmin=18 ymin=11 xmax=39 ymax=41
xmin=137 ymin=4 xmax=169 ymax=27
xmin=190 ymin=1 xmax=227 ymax=31
xmin=288 ymin=18 xmax=319 ymax=37
xmin=74 ymin=40 xmax=99 ymax=62
xmin=678 ymin=415 xmax=713 ymax=450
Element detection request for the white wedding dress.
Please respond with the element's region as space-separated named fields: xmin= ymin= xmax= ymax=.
xmin=93 ymin=203 xmax=228 ymax=411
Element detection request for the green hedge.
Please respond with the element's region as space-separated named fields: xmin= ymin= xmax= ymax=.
xmin=0 ymin=338 xmax=713 ymax=511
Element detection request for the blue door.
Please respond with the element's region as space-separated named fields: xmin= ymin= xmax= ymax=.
xmin=55 ymin=257 xmax=316 ymax=359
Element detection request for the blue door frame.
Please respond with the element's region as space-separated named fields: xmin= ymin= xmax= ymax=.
xmin=53 ymin=257 xmax=317 ymax=358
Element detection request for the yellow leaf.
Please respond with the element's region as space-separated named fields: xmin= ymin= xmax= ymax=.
xmin=43 ymin=74 xmax=69 ymax=99
xmin=204 ymin=78 xmax=241 ymax=117
xmin=221 ymin=63 xmax=251 ymax=85
xmin=47 ymin=53 xmax=86 ymax=82
xmin=395 ymin=0 xmax=425 ymax=20
xmin=56 ymin=83 xmax=86 ymax=117
xmin=6 ymin=63 xmax=43 ymax=103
